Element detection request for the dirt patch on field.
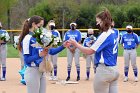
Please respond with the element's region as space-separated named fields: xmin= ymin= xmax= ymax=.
xmin=0 ymin=57 xmax=140 ymax=93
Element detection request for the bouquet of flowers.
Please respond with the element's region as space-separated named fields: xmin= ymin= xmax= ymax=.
xmin=33 ymin=28 xmax=54 ymax=73
xmin=0 ymin=32 xmax=10 ymax=42
xmin=13 ymin=36 xmax=19 ymax=49
xmin=52 ymin=36 xmax=62 ymax=48
xmin=33 ymin=28 xmax=54 ymax=47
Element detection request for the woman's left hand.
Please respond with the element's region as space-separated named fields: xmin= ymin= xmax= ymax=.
xmin=44 ymin=46 xmax=51 ymax=53
xmin=68 ymin=38 xmax=77 ymax=47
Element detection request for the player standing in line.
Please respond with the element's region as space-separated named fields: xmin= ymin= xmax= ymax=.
xmin=13 ymin=35 xmax=25 ymax=70
xmin=67 ymin=9 xmax=119 ymax=93
xmin=63 ymin=22 xmax=82 ymax=81
xmin=18 ymin=16 xmax=47 ymax=93
xmin=120 ymin=25 xmax=139 ymax=82
xmin=48 ymin=20 xmax=62 ymax=81
xmin=83 ymin=27 xmax=96 ymax=80
xmin=0 ymin=22 xmax=10 ymax=81
xmin=13 ymin=35 xmax=27 ymax=84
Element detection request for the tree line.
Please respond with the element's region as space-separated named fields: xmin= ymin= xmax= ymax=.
xmin=0 ymin=0 xmax=140 ymax=29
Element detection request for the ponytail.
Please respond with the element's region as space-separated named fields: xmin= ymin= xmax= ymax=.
xmin=18 ymin=19 xmax=30 ymax=51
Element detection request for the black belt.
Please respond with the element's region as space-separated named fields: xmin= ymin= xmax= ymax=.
xmin=124 ymin=48 xmax=135 ymax=50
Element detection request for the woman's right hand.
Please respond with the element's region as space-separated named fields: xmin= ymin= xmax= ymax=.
xmin=39 ymin=49 xmax=47 ymax=57
xmin=0 ymin=40 xmax=4 ymax=44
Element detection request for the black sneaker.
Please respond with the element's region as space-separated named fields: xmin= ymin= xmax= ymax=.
xmin=76 ymin=76 xmax=80 ymax=81
xmin=66 ymin=77 xmax=70 ymax=81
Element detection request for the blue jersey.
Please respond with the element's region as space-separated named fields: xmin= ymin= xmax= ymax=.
xmin=63 ymin=29 xmax=82 ymax=42
xmin=51 ymin=30 xmax=62 ymax=42
xmin=52 ymin=30 xmax=59 ymax=37
xmin=83 ymin=36 xmax=96 ymax=47
xmin=22 ymin=32 xmax=43 ymax=67
xmin=91 ymin=29 xmax=119 ymax=66
xmin=121 ymin=32 xmax=139 ymax=49
xmin=0 ymin=29 xmax=7 ymax=34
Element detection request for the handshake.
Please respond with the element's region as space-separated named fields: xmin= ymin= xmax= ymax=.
xmin=63 ymin=38 xmax=77 ymax=48
xmin=40 ymin=38 xmax=78 ymax=57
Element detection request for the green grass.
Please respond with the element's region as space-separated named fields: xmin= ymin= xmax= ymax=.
xmin=7 ymin=44 xmax=140 ymax=58
xmin=7 ymin=44 xmax=19 ymax=58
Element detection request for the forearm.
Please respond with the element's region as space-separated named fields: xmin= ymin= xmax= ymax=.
xmin=49 ymin=45 xmax=65 ymax=55
xmin=75 ymin=43 xmax=95 ymax=55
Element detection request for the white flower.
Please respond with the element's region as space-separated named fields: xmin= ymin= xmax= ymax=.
xmin=0 ymin=33 xmax=5 ymax=37
xmin=41 ymin=34 xmax=52 ymax=46
xmin=36 ymin=29 xmax=40 ymax=33
xmin=45 ymin=32 xmax=52 ymax=38
xmin=56 ymin=37 xmax=59 ymax=42
xmin=0 ymin=32 xmax=10 ymax=41
xmin=40 ymin=35 xmax=43 ymax=39
xmin=5 ymin=33 xmax=10 ymax=41
xmin=53 ymin=37 xmax=58 ymax=45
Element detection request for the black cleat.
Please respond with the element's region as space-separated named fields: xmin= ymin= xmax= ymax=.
xmin=76 ymin=76 xmax=80 ymax=81
xmin=66 ymin=77 xmax=70 ymax=81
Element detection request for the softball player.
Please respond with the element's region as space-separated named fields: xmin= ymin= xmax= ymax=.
xmin=63 ymin=22 xmax=82 ymax=81
xmin=18 ymin=16 xmax=47 ymax=93
xmin=13 ymin=35 xmax=25 ymax=70
xmin=0 ymin=22 xmax=10 ymax=81
xmin=48 ymin=21 xmax=62 ymax=81
xmin=83 ymin=28 xmax=96 ymax=80
xmin=67 ymin=9 xmax=119 ymax=93
xmin=121 ymin=25 xmax=139 ymax=82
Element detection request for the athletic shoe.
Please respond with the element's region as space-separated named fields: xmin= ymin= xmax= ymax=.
xmin=66 ymin=77 xmax=70 ymax=81
xmin=53 ymin=76 xmax=58 ymax=81
xmin=86 ymin=77 xmax=89 ymax=80
xmin=76 ymin=76 xmax=80 ymax=81
xmin=123 ymin=77 xmax=128 ymax=82
xmin=49 ymin=76 xmax=54 ymax=81
xmin=0 ymin=78 xmax=6 ymax=81
xmin=134 ymin=77 xmax=138 ymax=82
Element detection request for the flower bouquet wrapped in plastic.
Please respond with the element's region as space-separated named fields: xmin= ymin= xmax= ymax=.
xmin=33 ymin=28 xmax=54 ymax=73
xmin=0 ymin=32 xmax=10 ymax=42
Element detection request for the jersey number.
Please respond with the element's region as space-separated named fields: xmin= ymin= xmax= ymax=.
xmin=113 ymin=39 xmax=118 ymax=54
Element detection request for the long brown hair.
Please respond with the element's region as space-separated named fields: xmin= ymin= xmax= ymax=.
xmin=96 ymin=9 xmax=112 ymax=31
xmin=18 ymin=15 xmax=43 ymax=51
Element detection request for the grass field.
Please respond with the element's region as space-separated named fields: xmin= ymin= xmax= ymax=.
xmin=7 ymin=44 xmax=140 ymax=58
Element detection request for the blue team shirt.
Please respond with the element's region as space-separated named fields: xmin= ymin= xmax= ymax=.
xmin=121 ymin=32 xmax=139 ymax=49
xmin=63 ymin=29 xmax=82 ymax=42
xmin=0 ymin=29 xmax=7 ymax=34
xmin=91 ymin=29 xmax=119 ymax=66
xmin=83 ymin=36 xmax=96 ymax=47
xmin=22 ymin=31 xmax=66 ymax=67
xmin=22 ymin=31 xmax=43 ymax=67
xmin=51 ymin=30 xmax=59 ymax=37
